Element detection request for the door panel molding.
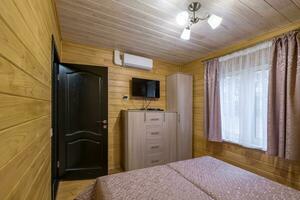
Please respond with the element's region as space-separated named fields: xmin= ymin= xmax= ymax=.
xmin=58 ymin=63 xmax=108 ymax=180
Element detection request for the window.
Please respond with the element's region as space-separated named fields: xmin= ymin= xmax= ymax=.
xmin=219 ymin=42 xmax=271 ymax=150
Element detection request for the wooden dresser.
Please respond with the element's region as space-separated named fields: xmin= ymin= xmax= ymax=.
xmin=122 ymin=110 xmax=177 ymax=171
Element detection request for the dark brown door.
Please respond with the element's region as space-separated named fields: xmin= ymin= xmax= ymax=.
xmin=58 ymin=63 xmax=108 ymax=179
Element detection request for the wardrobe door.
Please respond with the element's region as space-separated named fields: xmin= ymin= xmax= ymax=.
xmin=177 ymin=74 xmax=193 ymax=160
xmin=167 ymin=74 xmax=178 ymax=112
xmin=164 ymin=112 xmax=177 ymax=162
xmin=126 ymin=111 xmax=146 ymax=170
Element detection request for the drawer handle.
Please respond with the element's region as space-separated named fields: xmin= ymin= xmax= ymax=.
xmin=151 ymin=132 xmax=159 ymax=135
xmin=151 ymin=145 xmax=160 ymax=149
xmin=151 ymin=160 xmax=160 ymax=163
xmin=150 ymin=118 xmax=159 ymax=121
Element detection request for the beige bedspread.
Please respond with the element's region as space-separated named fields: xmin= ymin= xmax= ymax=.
xmin=76 ymin=156 xmax=300 ymax=200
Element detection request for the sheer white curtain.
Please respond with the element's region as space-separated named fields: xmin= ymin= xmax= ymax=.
xmin=219 ymin=41 xmax=272 ymax=150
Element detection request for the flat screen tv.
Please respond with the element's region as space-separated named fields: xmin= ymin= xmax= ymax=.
xmin=132 ymin=78 xmax=160 ymax=98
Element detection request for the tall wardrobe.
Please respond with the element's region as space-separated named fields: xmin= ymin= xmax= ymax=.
xmin=167 ymin=73 xmax=193 ymax=160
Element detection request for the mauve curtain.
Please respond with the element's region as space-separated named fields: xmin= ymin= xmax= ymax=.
xmin=267 ymin=31 xmax=300 ymax=160
xmin=204 ymin=59 xmax=222 ymax=142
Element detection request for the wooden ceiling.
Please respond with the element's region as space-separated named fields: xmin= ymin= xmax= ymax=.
xmin=55 ymin=0 xmax=300 ymax=64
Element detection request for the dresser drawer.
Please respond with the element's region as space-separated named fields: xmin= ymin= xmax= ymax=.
xmin=145 ymin=153 xmax=164 ymax=167
xmin=146 ymin=125 xmax=162 ymax=139
xmin=145 ymin=112 xmax=163 ymax=124
xmin=146 ymin=140 xmax=163 ymax=154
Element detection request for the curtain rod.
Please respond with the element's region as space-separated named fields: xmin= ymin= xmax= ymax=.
xmin=200 ymin=28 xmax=300 ymax=63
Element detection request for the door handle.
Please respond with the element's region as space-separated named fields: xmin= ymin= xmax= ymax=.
xmin=96 ymin=120 xmax=108 ymax=129
xmin=96 ymin=120 xmax=108 ymax=124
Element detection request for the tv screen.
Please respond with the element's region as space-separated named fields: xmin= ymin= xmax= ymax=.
xmin=132 ymin=78 xmax=160 ymax=98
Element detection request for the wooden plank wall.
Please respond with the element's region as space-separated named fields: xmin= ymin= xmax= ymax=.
xmin=0 ymin=0 xmax=61 ymax=199
xmin=61 ymin=41 xmax=180 ymax=172
xmin=181 ymin=23 xmax=300 ymax=190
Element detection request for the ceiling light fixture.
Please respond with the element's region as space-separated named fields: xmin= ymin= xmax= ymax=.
xmin=176 ymin=11 xmax=189 ymax=26
xmin=177 ymin=2 xmax=223 ymax=40
xmin=181 ymin=26 xmax=191 ymax=40
xmin=208 ymin=14 xmax=223 ymax=29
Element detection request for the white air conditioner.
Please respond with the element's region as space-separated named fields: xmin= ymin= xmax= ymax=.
xmin=123 ymin=53 xmax=153 ymax=70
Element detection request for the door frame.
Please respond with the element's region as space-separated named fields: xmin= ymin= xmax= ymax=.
xmin=51 ymin=36 xmax=60 ymax=200
xmin=57 ymin=63 xmax=109 ymax=179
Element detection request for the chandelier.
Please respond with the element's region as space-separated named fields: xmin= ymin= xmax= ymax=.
xmin=176 ymin=2 xmax=223 ymax=40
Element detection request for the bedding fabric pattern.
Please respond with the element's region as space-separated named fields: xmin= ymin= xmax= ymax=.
xmin=169 ymin=156 xmax=300 ymax=200
xmin=76 ymin=156 xmax=300 ymax=200
xmin=75 ymin=165 xmax=213 ymax=200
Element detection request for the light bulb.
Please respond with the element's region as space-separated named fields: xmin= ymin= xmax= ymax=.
xmin=181 ymin=27 xmax=191 ymax=40
xmin=176 ymin=11 xmax=189 ymax=26
xmin=208 ymin=14 xmax=222 ymax=29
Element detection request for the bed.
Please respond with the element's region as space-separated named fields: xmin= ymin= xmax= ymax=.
xmin=75 ymin=156 xmax=300 ymax=200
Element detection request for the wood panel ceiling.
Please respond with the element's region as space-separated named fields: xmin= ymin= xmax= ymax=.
xmin=55 ymin=0 xmax=300 ymax=64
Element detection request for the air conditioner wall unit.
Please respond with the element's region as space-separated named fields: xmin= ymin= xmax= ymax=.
xmin=123 ymin=53 xmax=153 ymax=70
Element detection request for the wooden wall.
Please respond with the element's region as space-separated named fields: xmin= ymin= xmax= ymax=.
xmin=181 ymin=23 xmax=300 ymax=190
xmin=61 ymin=41 xmax=180 ymax=172
xmin=0 ymin=0 xmax=61 ymax=199
xmin=1 ymin=0 xmax=299 ymax=197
